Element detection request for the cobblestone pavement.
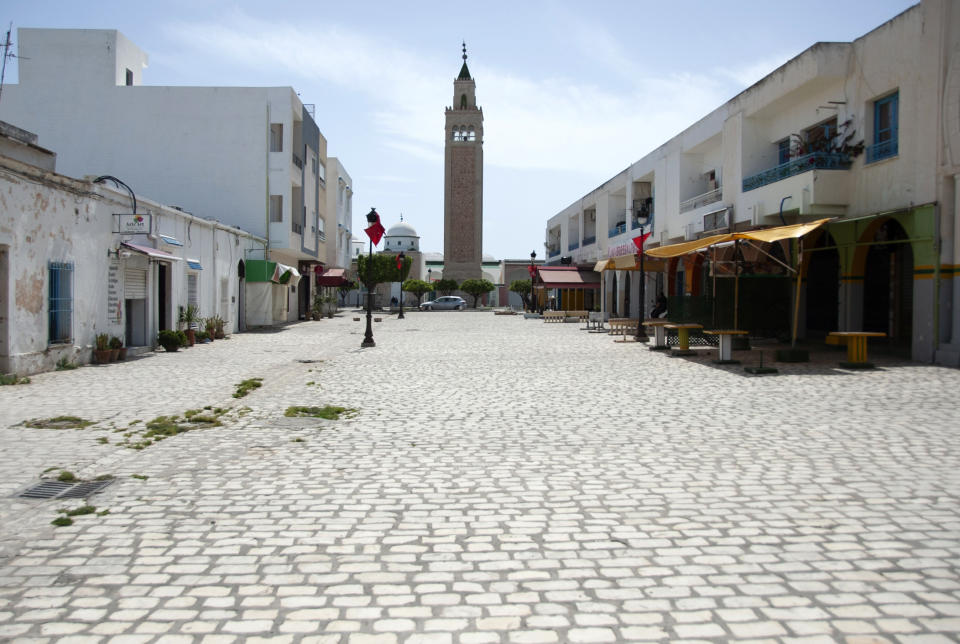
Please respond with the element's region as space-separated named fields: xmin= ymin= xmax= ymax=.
xmin=1 ymin=311 xmax=959 ymax=643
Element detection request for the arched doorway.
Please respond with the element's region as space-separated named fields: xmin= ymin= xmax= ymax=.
xmin=805 ymin=231 xmax=840 ymax=339
xmin=237 ymin=260 xmax=246 ymax=332
xmin=862 ymin=219 xmax=912 ymax=352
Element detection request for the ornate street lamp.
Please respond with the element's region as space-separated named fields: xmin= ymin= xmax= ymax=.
xmin=361 ymin=207 xmax=383 ymax=348
xmin=634 ymin=209 xmax=652 ymax=342
xmin=528 ymin=251 xmax=537 ymax=312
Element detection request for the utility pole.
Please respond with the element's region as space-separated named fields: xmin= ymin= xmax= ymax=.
xmin=0 ymin=25 xmax=14 ymax=106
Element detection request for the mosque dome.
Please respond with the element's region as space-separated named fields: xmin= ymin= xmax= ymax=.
xmin=386 ymin=221 xmax=419 ymax=238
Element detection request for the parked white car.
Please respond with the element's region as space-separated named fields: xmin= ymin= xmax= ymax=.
xmin=420 ymin=296 xmax=467 ymax=311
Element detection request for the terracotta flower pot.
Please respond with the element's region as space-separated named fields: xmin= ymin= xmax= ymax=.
xmin=185 ymin=329 xmax=196 ymax=346
xmin=94 ymin=349 xmax=111 ymax=364
xmin=117 ymin=347 xmax=127 ymax=361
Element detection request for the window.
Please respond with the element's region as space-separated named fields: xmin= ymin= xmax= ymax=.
xmin=270 ymin=195 xmax=283 ymax=222
xmin=125 ymin=68 xmax=133 ymax=86
xmin=318 ymin=161 xmax=326 ymax=185
xmin=48 ymin=261 xmax=73 ymax=344
xmin=777 ymin=139 xmax=791 ymax=165
xmin=868 ymin=91 xmax=899 ymax=163
xmin=270 ymin=123 xmax=283 ymax=152
xmin=806 ymin=117 xmax=837 ymax=154
xmin=187 ymin=273 xmax=199 ymax=310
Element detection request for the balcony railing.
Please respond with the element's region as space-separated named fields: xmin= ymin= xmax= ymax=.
xmin=583 ymin=235 xmax=596 ymax=246
xmin=742 ymin=152 xmax=852 ymax=192
xmin=608 ymin=222 xmax=627 ymax=238
xmin=865 ymin=138 xmax=898 ymax=164
xmin=292 ymin=153 xmax=304 ymax=170
xmin=568 ymin=240 xmax=580 ymax=251
xmin=679 ymin=187 xmax=722 ymax=213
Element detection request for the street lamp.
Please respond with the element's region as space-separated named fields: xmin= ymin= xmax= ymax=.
xmin=528 ymin=251 xmax=537 ymax=312
xmin=634 ymin=209 xmax=652 ymax=342
xmin=361 ymin=207 xmax=380 ymax=348
xmin=396 ymin=251 xmax=406 ymax=320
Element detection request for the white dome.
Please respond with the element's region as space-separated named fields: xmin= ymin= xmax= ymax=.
xmin=386 ymin=221 xmax=419 ymax=238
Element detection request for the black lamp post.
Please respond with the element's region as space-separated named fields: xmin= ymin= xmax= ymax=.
xmin=529 ymin=251 xmax=537 ymax=312
xmin=397 ymin=251 xmax=406 ymax=319
xmin=361 ymin=208 xmax=378 ymax=348
xmin=635 ymin=211 xmax=651 ymax=342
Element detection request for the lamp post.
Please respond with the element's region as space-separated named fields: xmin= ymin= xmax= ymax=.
xmin=397 ymin=251 xmax=406 ymax=320
xmin=361 ymin=208 xmax=379 ymax=348
xmin=634 ymin=211 xmax=651 ymax=342
xmin=528 ymin=251 xmax=537 ymax=312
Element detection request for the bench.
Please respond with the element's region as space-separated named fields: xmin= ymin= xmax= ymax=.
xmin=543 ymin=310 xmax=566 ymax=323
xmin=608 ymin=318 xmax=639 ymax=342
xmin=566 ymin=310 xmax=589 ymax=322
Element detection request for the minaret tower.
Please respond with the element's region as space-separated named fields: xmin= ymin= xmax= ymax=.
xmin=443 ymin=42 xmax=484 ymax=282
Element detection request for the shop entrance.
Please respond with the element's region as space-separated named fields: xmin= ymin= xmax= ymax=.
xmin=863 ymin=219 xmax=913 ymax=352
xmin=805 ymin=232 xmax=840 ymax=340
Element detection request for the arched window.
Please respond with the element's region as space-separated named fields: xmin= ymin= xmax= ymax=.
xmin=460 ymin=94 xmax=468 ymax=109
xmin=467 ymin=127 xmax=476 ymax=142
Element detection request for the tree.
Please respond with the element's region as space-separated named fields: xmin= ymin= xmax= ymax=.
xmin=434 ymin=278 xmax=458 ymax=296
xmin=357 ymin=254 xmax=412 ymax=288
xmin=460 ymin=278 xmax=495 ymax=308
xmin=337 ymin=280 xmax=356 ymax=305
xmin=403 ymin=279 xmax=432 ymax=306
xmin=509 ymin=279 xmax=532 ymax=311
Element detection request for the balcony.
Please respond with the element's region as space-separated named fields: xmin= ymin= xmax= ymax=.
xmin=743 ymin=152 xmax=851 ymax=192
xmin=680 ymin=187 xmax=721 ymax=213
xmin=865 ymin=138 xmax=898 ymax=164
xmin=583 ymin=235 xmax=596 ymax=246
xmin=608 ymin=222 xmax=627 ymax=238
xmin=568 ymin=240 xmax=580 ymax=251
xmin=292 ymin=153 xmax=304 ymax=170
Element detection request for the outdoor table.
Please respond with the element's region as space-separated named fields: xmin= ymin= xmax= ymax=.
xmin=664 ymin=323 xmax=703 ymax=356
xmin=586 ymin=311 xmax=606 ymax=332
xmin=828 ymin=331 xmax=886 ymax=369
xmin=643 ymin=319 xmax=672 ymax=351
xmin=704 ymin=329 xmax=749 ymax=364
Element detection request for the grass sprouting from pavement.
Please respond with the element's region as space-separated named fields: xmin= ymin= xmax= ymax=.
xmin=233 ymin=378 xmax=263 ymax=398
xmin=284 ymin=405 xmax=357 ymax=420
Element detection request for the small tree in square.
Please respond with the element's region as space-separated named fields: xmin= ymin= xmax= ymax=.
xmin=434 ymin=278 xmax=459 ymax=296
xmin=460 ymin=278 xmax=495 ymax=308
xmin=403 ymin=279 xmax=433 ymax=306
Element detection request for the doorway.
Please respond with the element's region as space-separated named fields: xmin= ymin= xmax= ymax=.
xmin=863 ymin=219 xmax=913 ymax=352
xmin=158 ymin=263 xmax=170 ymax=331
xmin=805 ymin=232 xmax=840 ymax=339
xmin=237 ymin=260 xmax=246 ymax=332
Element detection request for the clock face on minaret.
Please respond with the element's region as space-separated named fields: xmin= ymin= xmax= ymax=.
xmin=443 ymin=43 xmax=484 ymax=282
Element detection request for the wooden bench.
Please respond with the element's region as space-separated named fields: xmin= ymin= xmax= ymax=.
xmin=608 ymin=318 xmax=639 ymax=342
xmin=543 ymin=310 xmax=566 ymax=323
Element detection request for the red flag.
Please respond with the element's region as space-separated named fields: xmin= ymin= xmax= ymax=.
xmin=364 ymin=214 xmax=386 ymax=246
xmin=632 ymin=232 xmax=652 ymax=251
xmin=396 ymin=253 xmax=405 ymax=270
xmin=528 ymin=265 xmax=536 ymax=278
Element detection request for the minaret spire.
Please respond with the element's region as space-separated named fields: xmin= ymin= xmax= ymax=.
xmin=457 ymin=42 xmax=472 ymax=81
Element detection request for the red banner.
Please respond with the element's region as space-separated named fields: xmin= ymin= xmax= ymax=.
xmin=632 ymin=231 xmax=652 ymax=251
xmin=365 ymin=214 xmax=386 ymax=246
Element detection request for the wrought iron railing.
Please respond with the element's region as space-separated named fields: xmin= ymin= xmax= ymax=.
xmin=582 ymin=235 xmax=596 ymax=246
xmin=865 ymin=138 xmax=898 ymax=164
xmin=608 ymin=223 xmax=626 ymax=237
xmin=679 ymin=187 xmax=722 ymax=213
xmin=742 ymin=152 xmax=852 ymax=192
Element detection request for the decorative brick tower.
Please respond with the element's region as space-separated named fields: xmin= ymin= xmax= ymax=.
xmin=443 ymin=43 xmax=484 ymax=282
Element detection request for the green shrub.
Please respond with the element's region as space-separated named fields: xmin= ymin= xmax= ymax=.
xmin=157 ymin=330 xmax=180 ymax=351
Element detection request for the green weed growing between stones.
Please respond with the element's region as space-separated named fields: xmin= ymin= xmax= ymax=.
xmin=23 ymin=416 xmax=93 ymax=430
xmin=284 ymin=405 xmax=357 ymax=420
xmin=233 ymin=378 xmax=263 ymax=398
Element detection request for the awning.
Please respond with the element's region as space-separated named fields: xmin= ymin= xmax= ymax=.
xmin=593 ymin=259 xmax=612 ymax=272
xmin=158 ymin=234 xmax=183 ymax=247
xmin=611 ymin=255 xmax=638 ymax=270
xmin=187 ymin=259 xmax=202 ymax=270
xmin=121 ymin=241 xmax=181 ymax=261
xmin=537 ymin=267 xmax=601 ymax=289
xmin=272 ymin=263 xmax=301 ymax=284
xmin=604 ymin=254 xmax=668 ymax=272
xmin=645 ymin=219 xmax=832 ymax=259
xmin=317 ymin=267 xmax=349 ymax=287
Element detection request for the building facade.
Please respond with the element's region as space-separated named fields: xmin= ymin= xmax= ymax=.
xmin=443 ymin=44 xmax=484 ymax=282
xmin=0 ymin=28 xmax=334 ymax=322
xmin=0 ymin=125 xmax=265 ymax=376
xmin=545 ymin=0 xmax=960 ymax=365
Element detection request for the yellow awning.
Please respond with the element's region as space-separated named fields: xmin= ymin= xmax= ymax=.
xmin=645 ymin=233 xmax=733 ymax=258
xmin=611 ymin=254 xmax=638 ymax=270
xmin=735 ymin=218 xmax=831 ymax=243
xmin=644 ymin=219 xmax=832 ymax=259
xmin=593 ymin=259 xmax=612 ymax=272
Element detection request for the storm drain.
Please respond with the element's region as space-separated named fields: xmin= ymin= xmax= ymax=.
xmin=18 ymin=479 xmax=113 ymax=500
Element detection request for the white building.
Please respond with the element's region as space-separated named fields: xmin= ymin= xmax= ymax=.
xmin=324 ymin=159 xmax=354 ymax=271
xmin=0 ymin=123 xmax=264 ymax=376
xmin=545 ymin=0 xmax=960 ymax=365
xmin=0 ymin=28 xmax=336 ymax=323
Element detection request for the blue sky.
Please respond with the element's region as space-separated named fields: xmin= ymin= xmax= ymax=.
xmin=2 ymin=1 xmax=917 ymax=260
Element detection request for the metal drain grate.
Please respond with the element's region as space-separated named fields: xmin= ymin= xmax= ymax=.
xmin=19 ymin=479 xmax=113 ymax=500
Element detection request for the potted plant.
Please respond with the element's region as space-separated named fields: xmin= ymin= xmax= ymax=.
xmin=94 ymin=334 xmax=111 ymax=364
xmin=157 ymin=330 xmax=180 ymax=352
xmin=211 ymin=315 xmax=226 ymax=339
xmin=203 ymin=317 xmax=216 ymax=342
xmin=109 ymin=335 xmax=123 ymax=361
xmin=179 ymin=305 xmax=200 ymax=346
xmin=322 ymin=295 xmax=337 ymax=318
xmin=196 ymin=330 xmax=210 ymax=343
xmin=312 ymin=293 xmax=323 ymax=320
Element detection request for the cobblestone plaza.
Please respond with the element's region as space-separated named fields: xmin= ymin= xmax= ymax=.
xmin=1 ymin=313 xmax=959 ymax=642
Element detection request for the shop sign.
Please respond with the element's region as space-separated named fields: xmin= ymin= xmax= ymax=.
xmin=114 ymin=213 xmax=151 ymax=234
